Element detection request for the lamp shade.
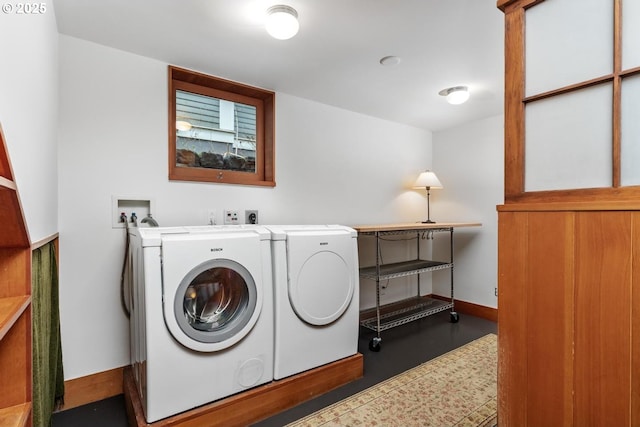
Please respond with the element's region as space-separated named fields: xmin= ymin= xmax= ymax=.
xmin=413 ymin=171 xmax=443 ymax=189
xmin=265 ymin=5 xmax=299 ymax=40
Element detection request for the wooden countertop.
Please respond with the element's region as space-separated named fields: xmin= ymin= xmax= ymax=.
xmin=352 ymin=222 xmax=482 ymax=233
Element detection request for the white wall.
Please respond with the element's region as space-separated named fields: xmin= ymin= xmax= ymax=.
xmin=0 ymin=1 xmax=58 ymax=241
xmin=431 ymin=114 xmax=504 ymax=309
xmin=57 ymin=35 xmax=433 ymax=379
xmin=0 ymin=3 xmax=503 ymax=384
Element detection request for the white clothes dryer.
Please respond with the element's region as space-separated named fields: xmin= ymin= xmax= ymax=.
xmin=129 ymin=226 xmax=274 ymax=423
xmin=267 ymin=225 xmax=359 ymax=380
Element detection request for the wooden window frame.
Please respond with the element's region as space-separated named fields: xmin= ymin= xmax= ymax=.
xmin=499 ymin=0 xmax=640 ymax=206
xmin=168 ymin=66 xmax=276 ymax=187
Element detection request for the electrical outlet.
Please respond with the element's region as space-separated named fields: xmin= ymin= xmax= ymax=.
xmin=224 ymin=210 xmax=240 ymax=225
xmin=245 ymin=210 xmax=259 ymax=224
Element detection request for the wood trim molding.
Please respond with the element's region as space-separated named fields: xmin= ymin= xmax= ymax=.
xmin=0 ymin=176 xmax=16 ymax=191
xmin=30 ymin=233 xmax=59 ymax=251
xmin=498 ymin=199 xmax=640 ymax=212
xmin=503 ymin=6 xmax=525 ymax=198
xmin=497 ymin=0 xmax=544 ymax=12
xmin=431 ymin=295 xmax=498 ymax=323
xmin=168 ymin=66 xmax=276 ymax=187
xmin=60 ymin=366 xmax=124 ymax=411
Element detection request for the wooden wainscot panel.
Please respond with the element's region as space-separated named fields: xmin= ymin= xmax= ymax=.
xmin=574 ymin=211 xmax=631 ymax=426
xmin=632 ymin=212 xmax=640 ymax=426
xmin=525 ymin=212 xmax=574 ymax=426
xmin=497 ymin=211 xmax=528 ymax=426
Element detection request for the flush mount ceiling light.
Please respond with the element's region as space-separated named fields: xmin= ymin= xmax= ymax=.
xmin=439 ymin=86 xmax=470 ymax=105
xmin=265 ymin=5 xmax=299 ymax=40
xmin=379 ymin=56 xmax=401 ymax=66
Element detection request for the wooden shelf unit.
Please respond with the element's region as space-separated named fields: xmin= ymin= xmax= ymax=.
xmin=0 ymin=403 xmax=31 ymax=427
xmin=0 ymin=296 xmax=31 ymax=340
xmin=0 ymin=124 xmax=32 ymax=427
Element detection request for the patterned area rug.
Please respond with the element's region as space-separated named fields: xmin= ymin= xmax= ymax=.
xmin=287 ymin=334 xmax=497 ymax=427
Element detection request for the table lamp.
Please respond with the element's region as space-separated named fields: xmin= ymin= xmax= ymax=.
xmin=413 ymin=170 xmax=443 ymax=223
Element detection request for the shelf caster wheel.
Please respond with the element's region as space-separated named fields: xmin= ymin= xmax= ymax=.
xmin=450 ymin=312 xmax=460 ymax=323
xmin=369 ymin=337 xmax=382 ymax=352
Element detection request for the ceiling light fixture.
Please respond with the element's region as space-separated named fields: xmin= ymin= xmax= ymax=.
xmin=265 ymin=5 xmax=299 ymax=40
xmin=379 ymin=56 xmax=401 ymax=66
xmin=439 ymin=86 xmax=470 ymax=105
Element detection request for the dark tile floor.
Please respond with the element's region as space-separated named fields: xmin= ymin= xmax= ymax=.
xmin=51 ymin=311 xmax=497 ymax=427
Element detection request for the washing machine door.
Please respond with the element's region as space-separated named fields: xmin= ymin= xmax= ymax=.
xmin=286 ymin=230 xmax=356 ymax=326
xmin=161 ymin=232 xmax=263 ymax=352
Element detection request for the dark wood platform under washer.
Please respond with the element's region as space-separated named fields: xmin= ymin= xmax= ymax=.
xmin=124 ymin=353 xmax=364 ymax=427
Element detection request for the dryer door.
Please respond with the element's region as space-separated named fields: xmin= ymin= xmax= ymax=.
xmin=161 ymin=233 xmax=263 ymax=352
xmin=286 ymin=231 xmax=356 ymax=326
xmin=175 ymin=259 xmax=257 ymax=344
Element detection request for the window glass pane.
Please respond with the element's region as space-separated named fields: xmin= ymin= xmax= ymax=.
xmin=525 ymin=84 xmax=612 ymax=192
xmin=622 ymin=0 xmax=640 ymax=70
xmin=175 ymin=90 xmax=257 ymax=173
xmin=525 ymin=0 xmax=613 ymax=97
xmin=621 ymin=74 xmax=640 ymax=186
xmin=176 ymin=90 xmax=220 ymax=129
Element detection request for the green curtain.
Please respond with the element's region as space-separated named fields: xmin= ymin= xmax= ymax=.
xmin=32 ymin=242 xmax=64 ymax=427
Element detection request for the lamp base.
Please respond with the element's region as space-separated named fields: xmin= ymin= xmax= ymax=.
xmin=421 ymin=220 xmax=436 ymax=224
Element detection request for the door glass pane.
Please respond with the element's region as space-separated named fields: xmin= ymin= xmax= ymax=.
xmin=183 ymin=267 xmax=249 ymax=332
xmin=525 ymin=84 xmax=612 ymax=192
xmin=525 ymin=0 xmax=613 ymax=96
xmin=622 ymin=0 xmax=640 ymax=70
xmin=621 ymin=74 xmax=640 ymax=186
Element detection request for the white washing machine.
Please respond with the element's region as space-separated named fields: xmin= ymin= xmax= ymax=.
xmin=267 ymin=225 xmax=359 ymax=380
xmin=129 ymin=226 xmax=274 ymax=422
